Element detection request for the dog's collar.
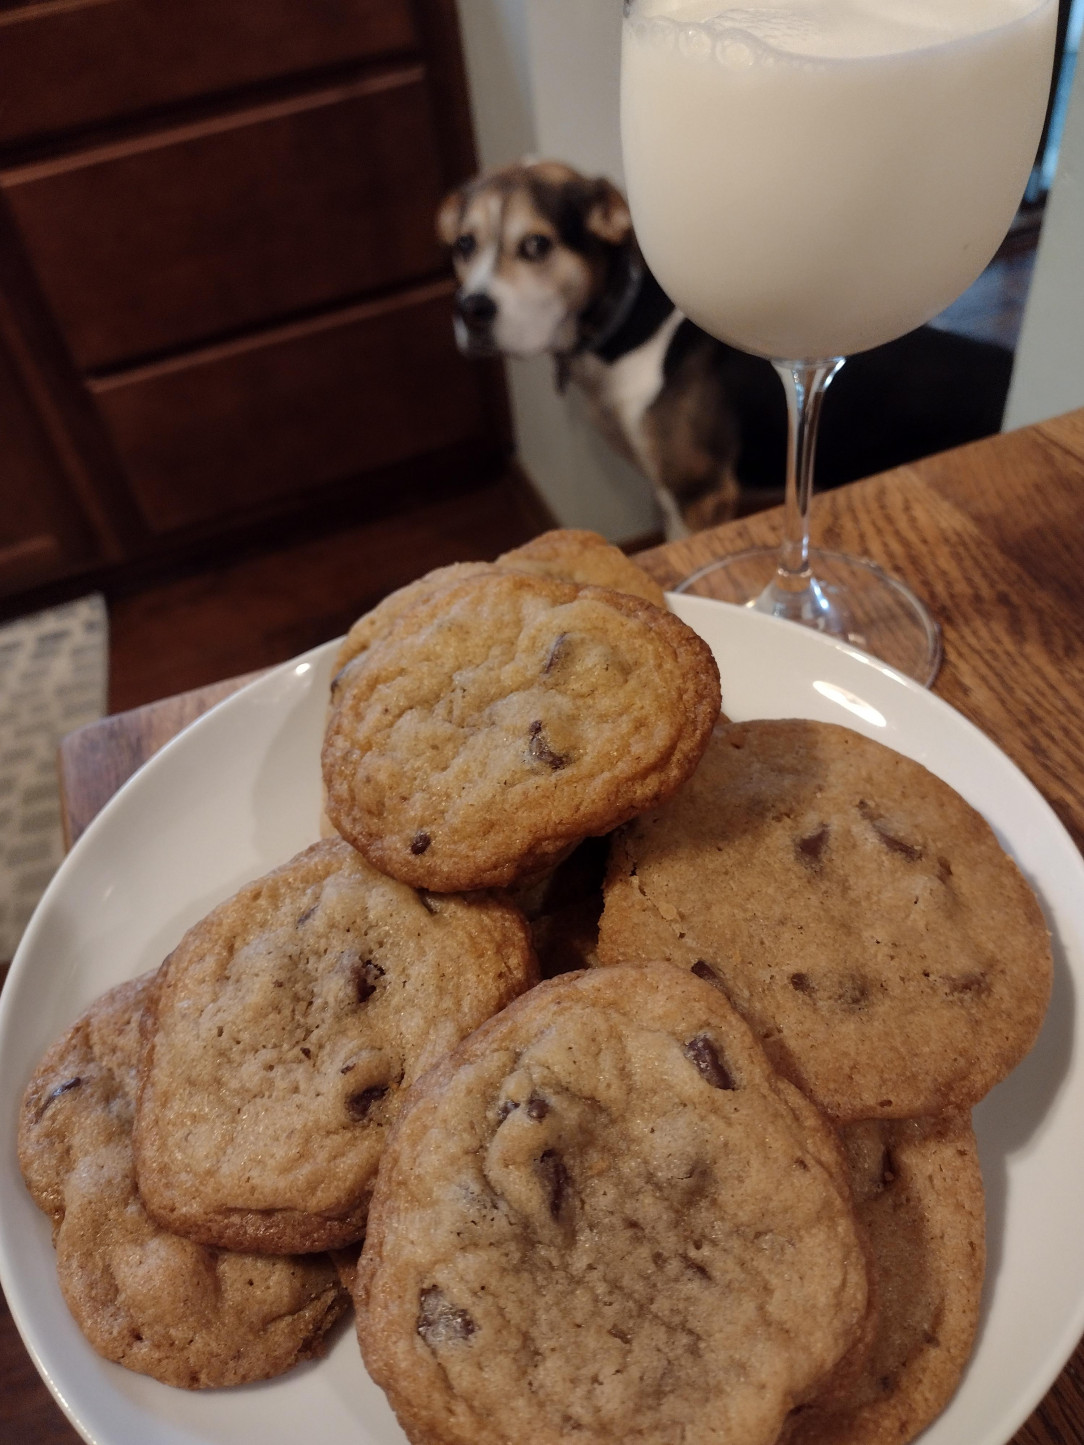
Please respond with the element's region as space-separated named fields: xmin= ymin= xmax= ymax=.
xmin=581 ymin=249 xmax=648 ymax=356
xmin=557 ymin=249 xmax=677 ymax=390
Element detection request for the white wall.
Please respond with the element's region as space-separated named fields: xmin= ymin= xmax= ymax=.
xmin=453 ymin=0 xmax=659 ymax=542
xmin=452 ymin=0 xmax=536 ymax=166
xmin=1004 ymin=54 xmax=1084 ymax=428
xmin=526 ymin=0 xmax=626 ymax=185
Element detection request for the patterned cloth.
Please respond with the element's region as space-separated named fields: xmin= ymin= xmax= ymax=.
xmin=0 ymin=595 xmax=108 ymax=960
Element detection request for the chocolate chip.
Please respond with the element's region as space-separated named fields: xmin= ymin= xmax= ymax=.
xmin=683 ymin=1035 xmax=736 ymax=1090
xmin=36 ymin=1076 xmax=81 ymax=1120
xmin=527 ymin=719 xmax=569 ymax=770
xmin=691 ymin=960 xmax=726 ymax=992
xmin=858 ymin=801 xmax=923 ymax=861
xmin=354 ymin=959 xmax=385 ymax=1004
xmin=496 ymin=1098 xmax=518 ymax=1122
xmin=795 ymin=823 xmax=830 ymax=867
xmin=937 ymin=856 xmax=954 ymax=884
xmin=543 ymin=632 xmax=571 ymax=674
xmin=945 ymin=971 xmax=989 ymax=996
xmin=300 ymin=1047 xmax=312 ymax=1059
xmin=329 ymin=662 xmax=355 ymax=697
xmin=296 ymin=904 xmax=318 ymax=927
xmin=790 ymin=972 xmax=814 ymax=994
xmin=538 ymin=1149 xmax=569 ymax=1218
xmin=346 ymin=1084 xmax=388 ymax=1120
xmin=880 ymin=1147 xmax=898 ymax=1188
xmin=417 ymin=1286 xmax=476 ymax=1347
xmin=410 ymin=831 xmax=431 ymax=855
xmin=417 ymin=891 xmax=439 ymax=915
xmin=836 ymin=973 xmax=870 ymax=1009
xmin=525 ymin=1093 xmax=550 ymax=1120
xmin=877 ymin=829 xmax=924 ymax=861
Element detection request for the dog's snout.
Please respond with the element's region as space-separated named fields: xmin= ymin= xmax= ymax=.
xmin=456 ymin=292 xmax=498 ymax=329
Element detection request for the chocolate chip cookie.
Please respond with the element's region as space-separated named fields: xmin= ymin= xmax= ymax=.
xmin=323 ymin=572 xmax=721 ymax=892
xmin=787 ymin=1114 xmax=985 ymax=1445
xmin=134 ymin=838 xmax=536 ymax=1253
xmin=18 ymin=973 xmax=348 ymax=1388
xmin=355 ymin=962 xmax=873 ymax=1445
xmin=330 ymin=530 xmax=665 ymax=687
xmin=598 ymin=718 xmax=1053 ymax=1120
xmin=331 ymin=560 xmax=497 ymax=690
xmin=497 ymin=528 xmax=666 ymax=608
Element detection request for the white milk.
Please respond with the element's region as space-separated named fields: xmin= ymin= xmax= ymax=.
xmin=621 ymin=0 xmax=1057 ymax=358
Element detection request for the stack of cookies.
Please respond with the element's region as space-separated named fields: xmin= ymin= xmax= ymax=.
xmin=596 ymin=716 xmax=1052 ymax=1445
xmin=17 ymin=530 xmax=719 ymax=1395
xmin=17 ymin=530 xmax=1052 ymax=1445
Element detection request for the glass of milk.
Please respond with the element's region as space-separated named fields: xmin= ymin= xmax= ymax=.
xmin=621 ymin=0 xmax=1057 ymax=683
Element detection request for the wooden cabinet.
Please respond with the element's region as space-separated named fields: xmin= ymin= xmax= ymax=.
xmin=0 ymin=300 xmax=104 ymax=593
xmin=0 ymin=0 xmax=508 ymax=602
xmin=91 ymin=283 xmax=489 ymax=533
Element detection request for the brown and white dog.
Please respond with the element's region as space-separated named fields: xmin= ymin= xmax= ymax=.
xmin=437 ymin=159 xmax=756 ymax=537
xmin=437 ymin=159 xmax=1015 ymax=539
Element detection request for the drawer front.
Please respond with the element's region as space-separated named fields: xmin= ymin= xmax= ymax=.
xmin=3 ymin=71 xmax=450 ymax=372
xmin=0 ymin=331 xmax=102 ymax=596
xmin=0 ymin=0 xmax=417 ymax=149
xmin=89 ymin=282 xmax=489 ymax=534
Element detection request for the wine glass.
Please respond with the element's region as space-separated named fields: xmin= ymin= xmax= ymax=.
xmin=620 ymin=0 xmax=1058 ymax=685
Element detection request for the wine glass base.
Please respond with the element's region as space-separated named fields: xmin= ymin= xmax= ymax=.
xmin=674 ymin=547 xmax=942 ymax=687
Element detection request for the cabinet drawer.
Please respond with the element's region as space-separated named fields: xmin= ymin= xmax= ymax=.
xmin=89 ymin=281 xmax=489 ymax=534
xmin=3 ymin=71 xmax=449 ymax=372
xmin=0 ymin=0 xmax=417 ymax=149
xmin=0 ymin=330 xmax=103 ymax=597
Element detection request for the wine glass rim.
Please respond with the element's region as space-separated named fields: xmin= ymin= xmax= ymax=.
xmin=621 ymin=0 xmax=1057 ymax=68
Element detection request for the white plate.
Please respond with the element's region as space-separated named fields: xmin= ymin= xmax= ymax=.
xmin=2 ymin=597 xmax=1082 ymax=1445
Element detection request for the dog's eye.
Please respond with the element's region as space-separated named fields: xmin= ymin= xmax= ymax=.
xmin=453 ymin=234 xmax=477 ymax=260
xmin=519 ymin=233 xmax=554 ymax=262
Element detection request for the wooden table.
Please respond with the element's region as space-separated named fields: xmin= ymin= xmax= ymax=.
xmin=5 ymin=409 xmax=1084 ymax=1443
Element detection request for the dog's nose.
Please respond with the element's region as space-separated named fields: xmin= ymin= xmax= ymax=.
xmin=456 ymin=292 xmax=497 ymax=330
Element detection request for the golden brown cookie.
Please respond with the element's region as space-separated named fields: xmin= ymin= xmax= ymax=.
xmin=329 ymin=530 xmax=665 ymax=688
xmin=322 ymin=572 xmax=720 ymax=892
xmin=786 ymin=1114 xmax=985 ymax=1445
xmin=598 ymin=718 xmax=1053 ymax=1120
xmin=497 ymin=528 xmax=666 ymax=607
xmin=331 ymin=561 xmax=497 ymax=685
xmin=18 ymin=973 xmax=348 ymax=1389
xmin=355 ymin=963 xmax=873 ymax=1445
xmin=134 ymin=838 xmax=536 ymax=1253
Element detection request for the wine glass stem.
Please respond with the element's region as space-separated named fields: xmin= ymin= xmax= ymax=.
xmin=774 ymin=357 xmax=845 ymax=584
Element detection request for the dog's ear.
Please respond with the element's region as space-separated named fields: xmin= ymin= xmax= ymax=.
xmin=585 ymin=178 xmax=633 ymax=246
xmin=436 ymin=187 xmax=467 ymax=247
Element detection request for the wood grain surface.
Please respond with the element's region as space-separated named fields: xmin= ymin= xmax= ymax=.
xmin=4 ymin=410 xmax=1084 ymax=1445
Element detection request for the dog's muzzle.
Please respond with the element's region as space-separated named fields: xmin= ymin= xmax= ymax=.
xmin=453 ymin=291 xmax=499 ymax=355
